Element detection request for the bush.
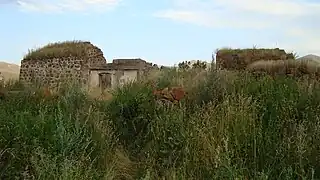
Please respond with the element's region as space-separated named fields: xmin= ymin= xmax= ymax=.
xmin=106 ymin=82 xmax=156 ymax=155
xmin=0 ymin=85 xmax=116 ymax=179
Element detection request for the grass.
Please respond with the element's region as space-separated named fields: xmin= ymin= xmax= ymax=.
xmin=216 ymin=47 xmax=289 ymax=54
xmin=23 ymin=40 xmax=94 ymax=60
xmin=247 ymin=59 xmax=320 ymax=78
xmin=1 ymin=67 xmax=320 ymax=179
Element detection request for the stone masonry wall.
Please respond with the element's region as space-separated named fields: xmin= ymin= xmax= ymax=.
xmin=20 ymin=57 xmax=84 ymax=89
xmin=109 ymin=58 xmax=154 ymax=78
xmin=112 ymin=58 xmax=151 ymax=69
xmin=216 ymin=48 xmax=294 ymax=70
xmin=19 ymin=42 xmax=107 ymax=90
xmin=89 ymin=58 xmax=155 ymax=90
xmin=82 ymin=41 xmax=106 ymax=67
xmin=78 ymin=42 xmax=107 ymax=86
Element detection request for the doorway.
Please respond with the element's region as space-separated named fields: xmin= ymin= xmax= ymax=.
xmin=99 ymin=73 xmax=112 ymax=92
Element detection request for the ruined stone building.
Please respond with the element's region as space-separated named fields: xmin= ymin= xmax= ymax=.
xmin=89 ymin=58 xmax=155 ymax=91
xmin=19 ymin=41 xmax=106 ymax=89
xmin=216 ymin=48 xmax=295 ymax=70
xmin=19 ymin=40 xmax=155 ymax=91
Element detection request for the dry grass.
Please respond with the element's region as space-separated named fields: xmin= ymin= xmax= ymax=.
xmin=23 ymin=40 xmax=93 ymax=60
xmin=246 ymin=59 xmax=320 ymax=78
xmin=143 ymin=69 xmax=162 ymax=82
xmin=104 ymin=148 xmax=137 ymax=180
xmin=88 ymin=87 xmax=113 ymax=101
xmin=217 ymin=47 xmax=278 ymax=54
xmin=1 ymin=68 xmax=320 ymax=179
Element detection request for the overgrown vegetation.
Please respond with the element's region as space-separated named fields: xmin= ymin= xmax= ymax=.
xmin=23 ymin=40 xmax=93 ymax=60
xmin=1 ymin=65 xmax=320 ymax=179
xmin=247 ymin=59 xmax=320 ymax=79
xmin=216 ymin=47 xmax=291 ymax=54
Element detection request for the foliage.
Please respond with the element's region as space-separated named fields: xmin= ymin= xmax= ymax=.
xmin=1 ymin=68 xmax=320 ymax=179
xmin=192 ymin=60 xmax=207 ymax=69
xmin=178 ymin=60 xmax=207 ymax=70
xmin=178 ymin=61 xmax=191 ymax=70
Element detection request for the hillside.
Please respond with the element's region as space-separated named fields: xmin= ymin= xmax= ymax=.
xmin=0 ymin=61 xmax=20 ymax=81
xmin=297 ymin=54 xmax=320 ymax=63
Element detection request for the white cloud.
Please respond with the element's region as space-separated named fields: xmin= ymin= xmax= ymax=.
xmin=15 ymin=0 xmax=122 ymax=13
xmin=153 ymin=0 xmax=320 ymax=55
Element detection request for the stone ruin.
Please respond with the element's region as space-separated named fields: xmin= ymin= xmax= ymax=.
xmin=19 ymin=40 xmax=161 ymax=93
xmin=19 ymin=41 xmax=107 ymax=90
xmin=106 ymin=58 xmax=155 ymax=71
xmin=215 ymin=48 xmax=294 ymax=70
xmin=89 ymin=58 xmax=157 ymax=91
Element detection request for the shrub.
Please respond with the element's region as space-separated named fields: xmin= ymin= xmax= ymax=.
xmin=106 ymin=82 xmax=156 ymax=155
xmin=0 ymin=84 xmax=116 ymax=179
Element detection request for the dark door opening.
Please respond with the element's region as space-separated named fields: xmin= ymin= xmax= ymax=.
xmin=99 ymin=73 xmax=112 ymax=92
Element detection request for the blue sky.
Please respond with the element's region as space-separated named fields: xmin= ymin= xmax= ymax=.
xmin=0 ymin=0 xmax=319 ymax=66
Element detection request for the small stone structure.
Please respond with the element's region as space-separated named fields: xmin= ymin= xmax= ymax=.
xmin=216 ymin=48 xmax=294 ymax=70
xmin=19 ymin=40 xmax=158 ymax=92
xmin=89 ymin=58 xmax=155 ymax=91
xmin=19 ymin=41 xmax=107 ymax=90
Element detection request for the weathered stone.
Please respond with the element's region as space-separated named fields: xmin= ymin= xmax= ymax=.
xmin=89 ymin=58 xmax=155 ymax=91
xmin=216 ymin=48 xmax=294 ymax=70
xmin=19 ymin=41 xmax=107 ymax=90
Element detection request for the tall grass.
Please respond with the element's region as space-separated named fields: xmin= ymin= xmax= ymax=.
xmin=0 ymin=68 xmax=319 ymax=179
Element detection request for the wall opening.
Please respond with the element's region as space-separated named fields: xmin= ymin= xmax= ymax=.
xmin=99 ymin=72 xmax=112 ymax=92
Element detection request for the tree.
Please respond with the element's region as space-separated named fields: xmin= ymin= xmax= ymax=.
xmin=178 ymin=61 xmax=191 ymax=70
xmin=192 ymin=60 xmax=207 ymax=70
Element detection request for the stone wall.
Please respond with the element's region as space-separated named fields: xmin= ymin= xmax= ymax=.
xmin=77 ymin=42 xmax=107 ymax=87
xmin=111 ymin=58 xmax=154 ymax=71
xmin=81 ymin=41 xmax=106 ymax=67
xmin=89 ymin=58 xmax=154 ymax=91
xmin=216 ymin=48 xmax=294 ymax=70
xmin=19 ymin=41 xmax=107 ymax=90
xmin=89 ymin=69 xmax=121 ymax=89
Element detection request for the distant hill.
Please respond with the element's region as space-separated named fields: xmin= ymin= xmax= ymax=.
xmin=0 ymin=61 xmax=20 ymax=81
xmin=297 ymin=54 xmax=320 ymax=63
